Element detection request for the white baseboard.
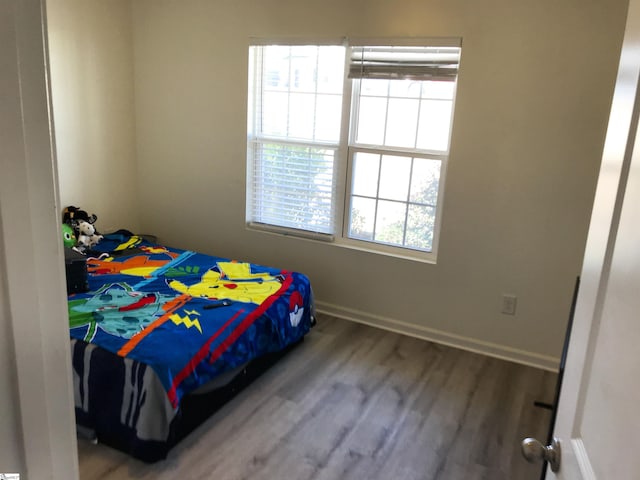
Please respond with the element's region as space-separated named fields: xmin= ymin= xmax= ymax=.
xmin=315 ymin=300 xmax=560 ymax=372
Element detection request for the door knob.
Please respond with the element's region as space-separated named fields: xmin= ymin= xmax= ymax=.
xmin=521 ymin=437 xmax=561 ymax=472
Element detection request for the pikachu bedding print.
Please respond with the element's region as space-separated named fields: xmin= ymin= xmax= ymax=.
xmin=68 ymin=233 xmax=313 ymax=460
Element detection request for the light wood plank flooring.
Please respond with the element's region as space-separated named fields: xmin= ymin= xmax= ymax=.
xmin=78 ymin=314 xmax=556 ymax=480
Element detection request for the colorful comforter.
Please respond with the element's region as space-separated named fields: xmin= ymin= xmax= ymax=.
xmin=68 ymin=233 xmax=313 ymax=460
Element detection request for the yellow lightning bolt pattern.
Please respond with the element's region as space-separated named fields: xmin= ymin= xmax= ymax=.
xmin=170 ymin=313 xmax=203 ymax=334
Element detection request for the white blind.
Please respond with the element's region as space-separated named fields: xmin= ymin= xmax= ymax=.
xmin=248 ymin=142 xmax=336 ymax=234
xmin=349 ymin=46 xmax=461 ymax=81
xmin=247 ymin=45 xmax=345 ymax=236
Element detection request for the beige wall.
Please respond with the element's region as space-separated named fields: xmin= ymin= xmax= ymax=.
xmin=47 ymin=0 xmax=140 ymax=234
xmin=128 ymin=0 xmax=628 ymax=368
xmin=43 ymin=0 xmax=628 ymax=368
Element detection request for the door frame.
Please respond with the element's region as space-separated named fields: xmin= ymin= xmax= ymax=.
xmin=0 ymin=0 xmax=79 ymax=478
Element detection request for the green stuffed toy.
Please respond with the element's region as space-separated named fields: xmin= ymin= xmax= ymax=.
xmin=62 ymin=223 xmax=76 ymax=248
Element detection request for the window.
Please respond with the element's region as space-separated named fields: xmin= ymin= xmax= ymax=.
xmin=247 ymin=45 xmax=345 ymax=237
xmin=247 ymin=40 xmax=461 ymax=260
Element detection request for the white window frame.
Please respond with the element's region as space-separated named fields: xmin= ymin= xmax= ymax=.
xmin=247 ymin=37 xmax=461 ymax=263
xmin=247 ymin=39 xmax=345 ymax=240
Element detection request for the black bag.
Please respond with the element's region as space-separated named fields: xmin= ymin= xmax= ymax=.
xmin=64 ymin=247 xmax=88 ymax=294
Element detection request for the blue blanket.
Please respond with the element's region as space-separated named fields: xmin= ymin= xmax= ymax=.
xmin=68 ymin=234 xmax=313 ymax=409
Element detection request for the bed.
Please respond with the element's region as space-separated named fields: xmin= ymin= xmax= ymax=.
xmin=68 ymin=232 xmax=314 ymax=462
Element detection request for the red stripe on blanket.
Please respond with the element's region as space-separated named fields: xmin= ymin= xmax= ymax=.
xmin=118 ymin=293 xmax=157 ymax=311
xmin=166 ymin=273 xmax=293 ymax=408
xmin=165 ymin=309 xmax=244 ymax=408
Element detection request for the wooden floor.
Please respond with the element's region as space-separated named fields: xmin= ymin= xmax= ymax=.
xmin=78 ymin=314 xmax=556 ymax=480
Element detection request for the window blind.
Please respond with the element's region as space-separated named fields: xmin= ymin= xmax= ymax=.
xmin=248 ymin=141 xmax=337 ymax=235
xmin=348 ymin=46 xmax=461 ymax=81
xmin=247 ymin=45 xmax=345 ymax=237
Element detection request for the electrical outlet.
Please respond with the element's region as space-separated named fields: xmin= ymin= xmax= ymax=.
xmin=501 ymin=294 xmax=517 ymax=315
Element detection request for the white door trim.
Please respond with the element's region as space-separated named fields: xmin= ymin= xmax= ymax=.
xmin=0 ymin=0 xmax=79 ymax=478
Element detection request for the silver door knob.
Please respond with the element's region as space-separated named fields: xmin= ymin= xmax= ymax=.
xmin=521 ymin=437 xmax=561 ymax=472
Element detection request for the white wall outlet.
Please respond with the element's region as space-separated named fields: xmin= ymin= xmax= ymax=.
xmin=501 ymin=294 xmax=517 ymax=315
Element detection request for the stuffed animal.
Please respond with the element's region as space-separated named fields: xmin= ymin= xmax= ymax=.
xmin=62 ymin=223 xmax=76 ymax=248
xmin=63 ymin=205 xmax=103 ymax=253
xmin=76 ymin=220 xmax=103 ymax=251
xmin=62 ymin=205 xmax=97 ymax=228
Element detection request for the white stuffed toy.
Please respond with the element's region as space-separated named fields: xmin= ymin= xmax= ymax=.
xmin=76 ymin=220 xmax=103 ymax=250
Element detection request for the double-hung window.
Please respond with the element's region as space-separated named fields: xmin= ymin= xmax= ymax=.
xmin=246 ymin=44 xmax=345 ymax=238
xmin=247 ymin=39 xmax=460 ymax=261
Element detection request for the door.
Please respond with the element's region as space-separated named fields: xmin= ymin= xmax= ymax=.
xmin=531 ymin=0 xmax=640 ymax=477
